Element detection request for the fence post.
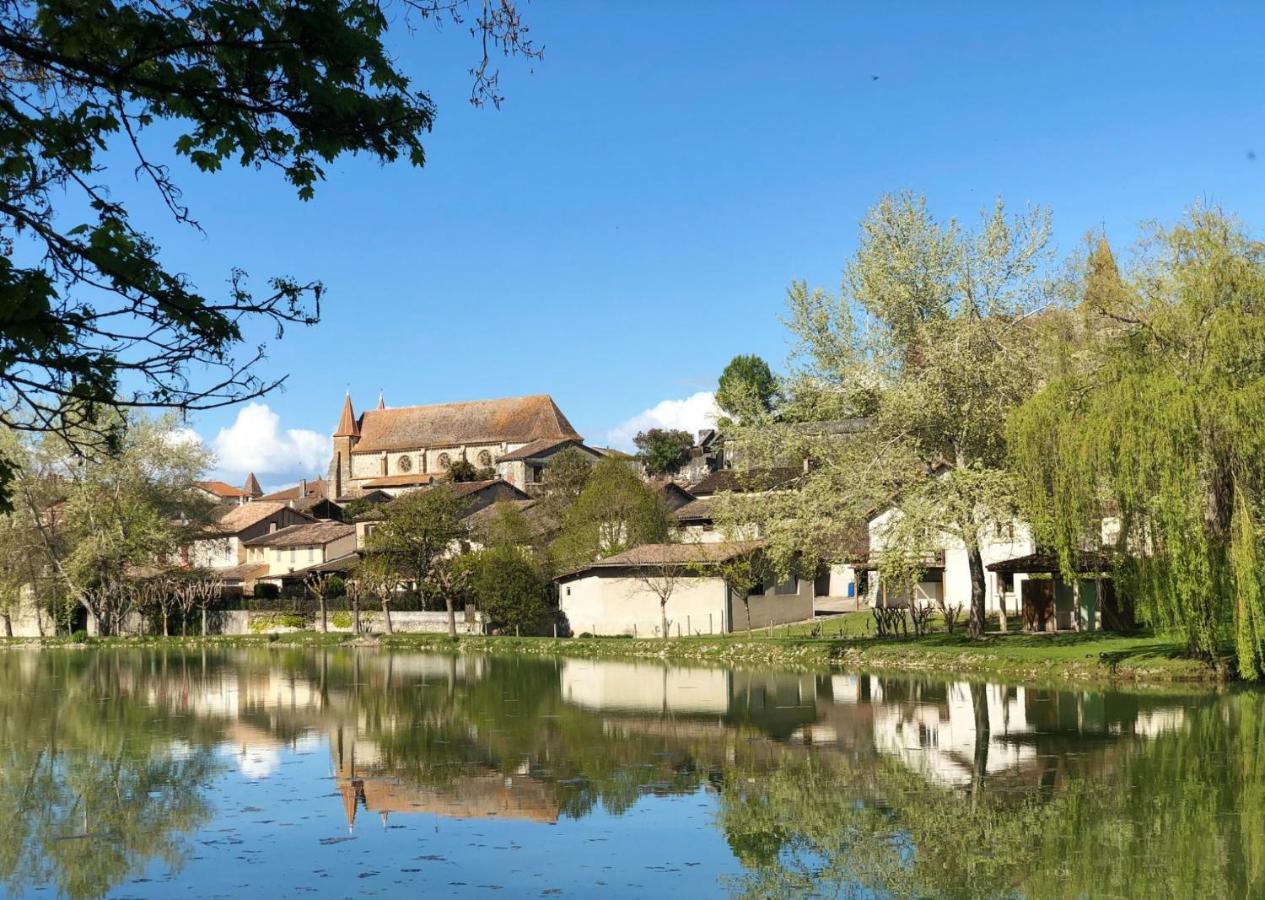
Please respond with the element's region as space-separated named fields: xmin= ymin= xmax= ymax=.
xmin=687 ymin=615 xmax=691 ymax=635
xmin=516 ymin=625 xmax=520 ymax=638
xmin=677 ymin=622 xmax=681 ymax=638
xmin=709 ymin=613 xmax=713 ymax=634
xmin=633 ymin=623 xmax=637 ymax=638
xmin=553 ymin=623 xmax=557 ymax=639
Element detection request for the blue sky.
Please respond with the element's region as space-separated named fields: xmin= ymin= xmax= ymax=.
xmin=114 ymin=2 xmax=1264 ymax=488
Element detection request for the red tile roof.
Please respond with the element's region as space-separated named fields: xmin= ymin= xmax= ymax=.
xmin=351 ymin=395 xmax=580 ymax=453
xmin=196 ymin=480 xmax=247 ymax=499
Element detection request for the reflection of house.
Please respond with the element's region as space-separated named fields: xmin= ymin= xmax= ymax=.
xmin=243 ymin=521 xmax=357 ymax=580
xmin=557 ymin=542 xmax=814 ymax=636
xmin=327 ymin=392 xmax=583 ymax=499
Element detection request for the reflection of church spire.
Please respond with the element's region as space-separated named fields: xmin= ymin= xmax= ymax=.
xmin=340 ymin=779 xmax=364 ymax=833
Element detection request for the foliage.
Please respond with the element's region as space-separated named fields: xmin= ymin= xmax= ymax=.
xmin=723 ymin=193 xmax=1052 ymax=637
xmin=536 ymin=446 xmax=596 ymax=516
xmin=551 ymin=458 xmax=672 ymax=569
xmin=248 ymin=613 xmax=306 ymax=633
xmin=632 ymin=428 xmax=694 ymax=476
xmin=446 ymin=458 xmax=480 ymax=482
xmin=330 ymin=610 xmax=352 ymax=629
xmin=459 ymin=547 xmax=552 ymax=634
xmin=363 ymin=486 xmax=469 ymax=636
xmin=716 ymin=354 xmax=780 ymax=424
xmin=1011 ymin=208 xmax=1265 ymax=676
xmin=0 ymin=0 xmax=541 ymax=508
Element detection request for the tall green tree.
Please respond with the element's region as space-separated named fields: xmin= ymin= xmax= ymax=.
xmin=1011 ymin=208 xmax=1265 ymax=677
xmin=551 ymin=458 xmax=671 ymax=569
xmin=0 ymin=0 xmax=539 ymax=508
xmin=716 ymin=354 xmax=780 ymax=424
xmin=633 ymin=428 xmax=694 ymax=476
xmin=727 ymin=193 xmax=1052 ymax=637
xmin=364 ymin=486 xmax=469 ymax=636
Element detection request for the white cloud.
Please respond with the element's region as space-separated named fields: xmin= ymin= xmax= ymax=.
xmin=209 ymin=403 xmax=330 ymax=485
xmin=605 ymin=391 xmax=719 ymax=451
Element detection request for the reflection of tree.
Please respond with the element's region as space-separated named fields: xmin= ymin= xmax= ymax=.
xmin=0 ymin=652 xmax=220 ymax=899
xmin=720 ymin=693 xmax=1265 ymax=898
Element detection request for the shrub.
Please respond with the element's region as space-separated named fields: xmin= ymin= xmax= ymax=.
xmin=248 ymin=613 xmax=306 ymax=634
xmin=463 ymin=547 xmax=553 ymax=635
xmin=70 ymin=629 xmax=88 ymax=644
xmin=330 ymin=611 xmax=352 ymax=629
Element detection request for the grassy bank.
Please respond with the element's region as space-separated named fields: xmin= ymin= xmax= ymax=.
xmin=0 ymin=616 xmax=1225 ymax=686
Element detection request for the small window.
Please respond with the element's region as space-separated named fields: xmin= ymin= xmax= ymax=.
xmin=748 ymin=581 xmax=766 ymax=596
xmin=529 ymin=465 xmax=544 ymax=483
xmin=774 ymin=576 xmax=798 ymax=596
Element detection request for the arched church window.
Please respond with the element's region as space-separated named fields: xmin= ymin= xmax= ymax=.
xmin=477 ymin=450 xmax=493 ymax=467
xmin=397 ymin=454 xmax=412 ymax=473
xmin=437 ymin=452 xmax=451 ymax=470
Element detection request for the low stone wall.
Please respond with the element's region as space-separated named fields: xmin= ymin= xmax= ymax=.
xmin=221 ymin=609 xmax=485 ymax=635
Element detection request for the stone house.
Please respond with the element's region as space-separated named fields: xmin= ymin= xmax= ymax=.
xmin=243 ymin=521 xmax=358 ymax=583
xmin=556 ymin=542 xmax=814 ymax=637
xmin=194 ymin=472 xmax=262 ymax=506
xmin=190 ymin=502 xmax=315 ymax=591
xmin=495 ymin=437 xmax=603 ymax=490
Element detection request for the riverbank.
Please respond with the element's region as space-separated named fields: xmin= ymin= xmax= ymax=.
xmin=0 ymin=625 xmax=1225 ymax=686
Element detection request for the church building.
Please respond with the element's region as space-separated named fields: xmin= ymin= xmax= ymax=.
xmin=327 ymin=393 xmax=586 ymax=498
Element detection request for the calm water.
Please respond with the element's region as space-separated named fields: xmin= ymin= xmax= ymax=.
xmin=0 ymin=649 xmax=1259 ymax=899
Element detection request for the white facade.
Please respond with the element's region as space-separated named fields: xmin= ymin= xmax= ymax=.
xmin=560 ymin=573 xmax=730 ymax=637
xmin=245 ymin=532 xmax=358 ymax=579
xmin=867 ymin=506 xmax=1036 ymax=614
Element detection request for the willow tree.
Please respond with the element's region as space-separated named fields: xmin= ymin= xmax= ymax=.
xmin=1011 ymin=208 xmax=1265 ymax=676
xmin=724 ymin=193 xmax=1052 ymax=637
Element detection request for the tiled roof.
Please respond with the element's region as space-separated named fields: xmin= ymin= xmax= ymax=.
xmin=448 ymin=479 xmax=530 ymax=500
xmin=463 ymin=498 xmax=560 ymax=539
xmin=496 ymin=437 xmax=581 ymax=462
xmin=207 ymin=501 xmax=304 ymax=535
xmin=560 ymin=541 xmax=764 ymax=578
xmin=334 ymin=393 xmax=360 ymax=438
xmin=688 ymin=467 xmax=800 ymax=496
xmin=196 ymin=480 xmax=247 ymax=499
xmin=351 ymin=394 xmax=580 ymax=453
xmin=216 ymin=562 xmax=270 ymax=582
xmin=359 ymin=473 xmax=440 ymax=489
xmin=243 ymin=521 xmax=355 ymax=548
xmin=260 ymin=478 xmax=328 ymax=501
xmin=674 ymin=497 xmax=717 ymax=523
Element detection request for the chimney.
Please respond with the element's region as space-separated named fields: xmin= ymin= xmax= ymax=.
xmin=299 ymin=478 xmax=308 ymax=499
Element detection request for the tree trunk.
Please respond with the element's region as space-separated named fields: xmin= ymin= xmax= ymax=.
xmin=661 ymin=601 xmax=669 ymax=640
xmin=162 ymin=610 xmax=169 ymax=637
xmin=319 ymin=594 xmax=328 ymax=633
xmin=352 ymin=596 xmax=361 ymax=634
xmin=445 ymin=596 xmax=456 ymax=638
xmin=967 ymin=546 xmax=987 ymax=640
xmin=969 ymin=681 xmax=990 ymax=809
xmin=997 ymin=575 xmax=1008 ymax=633
xmin=381 ymin=598 xmax=393 ymax=634
xmin=2 ymin=613 xmax=11 ymax=638
xmin=201 ymin=605 xmax=208 ymax=636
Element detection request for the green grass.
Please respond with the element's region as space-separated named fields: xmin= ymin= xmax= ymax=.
xmin=0 ymin=613 xmax=1226 ymax=686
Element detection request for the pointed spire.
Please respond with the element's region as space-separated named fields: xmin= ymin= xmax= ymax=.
xmin=334 ymin=392 xmax=360 ymax=438
xmin=1085 ymin=233 xmax=1125 ymax=310
xmin=376 ymin=390 xmax=385 ymax=410
xmin=243 ymin=472 xmax=262 ymax=498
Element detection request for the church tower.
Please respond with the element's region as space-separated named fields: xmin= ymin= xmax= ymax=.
xmin=329 ymin=393 xmax=360 ymax=499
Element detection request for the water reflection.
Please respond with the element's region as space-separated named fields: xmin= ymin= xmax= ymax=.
xmin=0 ymin=649 xmax=1259 ymax=898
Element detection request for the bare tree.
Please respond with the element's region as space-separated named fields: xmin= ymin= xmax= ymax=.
xmin=304 ymin=571 xmax=331 ymax=633
xmin=631 ymin=556 xmax=681 ymax=639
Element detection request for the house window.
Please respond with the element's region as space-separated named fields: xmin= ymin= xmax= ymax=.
xmin=748 ymin=580 xmax=766 ymax=596
xmin=477 ymin=450 xmax=493 ymax=467
xmin=529 ymin=464 xmax=544 ymax=483
xmin=774 ymin=576 xmax=798 ymax=596
xmin=437 ymin=452 xmax=451 ymax=470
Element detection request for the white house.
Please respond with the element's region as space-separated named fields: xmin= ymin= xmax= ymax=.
xmin=242 ymin=522 xmax=358 ymax=584
xmin=556 ymin=541 xmax=814 ymax=637
xmin=864 ymin=503 xmax=1035 ymax=616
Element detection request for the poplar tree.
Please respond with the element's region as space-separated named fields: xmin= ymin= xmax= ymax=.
xmin=723 ymin=193 xmax=1052 ymax=638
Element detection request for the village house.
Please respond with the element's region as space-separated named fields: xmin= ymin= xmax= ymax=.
xmin=191 ymin=501 xmax=315 ymax=591
xmin=353 ymin=479 xmax=530 ymax=549
xmin=495 ymin=437 xmax=603 ymax=490
xmin=194 ymin=472 xmax=262 ymax=506
xmin=243 ymin=521 xmax=358 ymax=584
xmin=259 ymin=477 xmax=343 ymax=520
xmin=556 ymin=541 xmax=814 ymax=637
xmin=327 ymin=392 xmax=589 ymax=499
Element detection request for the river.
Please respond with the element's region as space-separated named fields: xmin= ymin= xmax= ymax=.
xmin=0 ymin=648 xmax=1258 ymax=898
